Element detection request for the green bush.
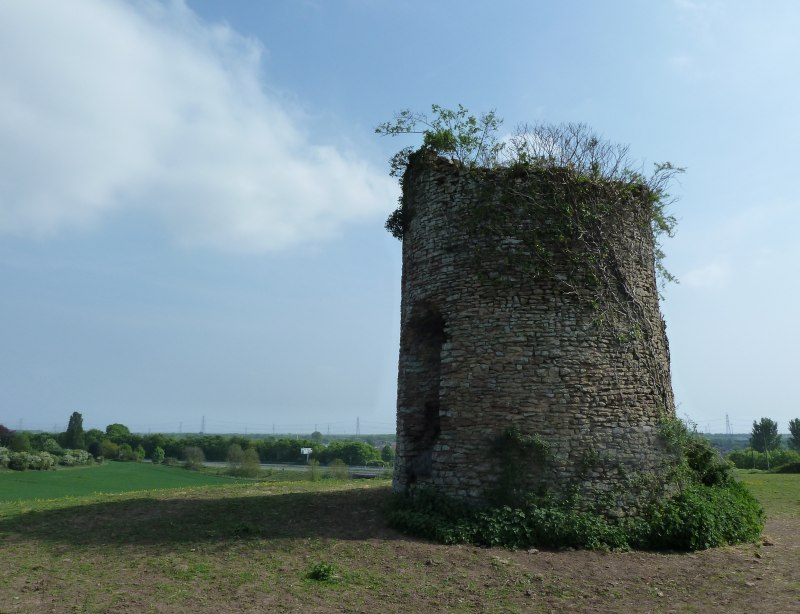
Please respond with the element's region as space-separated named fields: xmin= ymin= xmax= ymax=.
xmin=641 ymin=481 xmax=763 ymax=550
xmin=381 ymin=444 xmax=396 ymax=464
xmin=8 ymin=452 xmax=30 ymax=471
xmin=307 ymin=562 xmax=338 ymax=582
xmin=87 ymin=440 xmax=102 ymax=458
xmin=151 ymin=446 xmax=166 ymax=464
xmin=9 ymin=432 xmax=31 ymax=453
xmin=316 ymin=441 xmax=380 ymax=466
xmin=30 ymin=452 xmax=57 ymax=470
xmin=772 ymin=461 xmax=800 ymax=473
xmin=728 ymin=448 xmax=800 ymax=470
xmin=42 ymin=438 xmax=64 ymax=456
xmin=183 ymin=446 xmax=205 ymax=470
xmin=226 ymin=444 xmax=260 ymax=477
xmin=58 ymin=449 xmax=93 ymax=466
xmin=100 ymin=439 xmax=119 ymax=459
xmin=327 ymin=458 xmax=349 ymax=480
xmin=388 ymin=489 xmax=629 ymax=551
xmin=684 ymin=438 xmax=733 ymax=486
xmin=388 ymin=418 xmax=764 ymax=552
xmin=241 ymin=448 xmax=261 ymax=477
xmin=388 ymin=480 xmax=763 ymax=552
xmin=5 ymin=451 xmax=58 ymax=471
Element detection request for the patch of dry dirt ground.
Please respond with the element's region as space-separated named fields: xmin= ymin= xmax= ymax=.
xmin=0 ymin=478 xmax=798 ymax=613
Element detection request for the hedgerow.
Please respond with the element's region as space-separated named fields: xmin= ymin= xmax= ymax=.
xmin=0 ymin=446 xmax=93 ymax=471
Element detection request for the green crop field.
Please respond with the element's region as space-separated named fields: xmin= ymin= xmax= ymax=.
xmin=0 ymin=462 xmax=251 ymax=502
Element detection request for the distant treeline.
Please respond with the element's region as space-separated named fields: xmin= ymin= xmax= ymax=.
xmin=0 ymin=418 xmax=395 ymax=467
xmin=701 ymin=433 xmax=796 ymax=454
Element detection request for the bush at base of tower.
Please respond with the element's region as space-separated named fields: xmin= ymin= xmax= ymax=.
xmin=387 ymin=477 xmax=763 ymax=552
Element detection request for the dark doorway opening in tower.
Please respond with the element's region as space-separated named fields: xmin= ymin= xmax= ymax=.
xmin=402 ymin=304 xmax=445 ymax=484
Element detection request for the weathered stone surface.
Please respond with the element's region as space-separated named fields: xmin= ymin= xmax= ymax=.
xmin=393 ymin=154 xmax=677 ymax=514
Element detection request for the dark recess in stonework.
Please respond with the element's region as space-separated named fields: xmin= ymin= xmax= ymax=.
xmin=402 ymin=305 xmax=445 ymax=484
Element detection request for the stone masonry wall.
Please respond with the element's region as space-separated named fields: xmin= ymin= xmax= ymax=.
xmin=393 ymin=153 xmax=677 ymax=516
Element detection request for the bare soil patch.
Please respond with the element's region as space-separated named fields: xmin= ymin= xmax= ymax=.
xmin=0 ymin=476 xmax=797 ymax=613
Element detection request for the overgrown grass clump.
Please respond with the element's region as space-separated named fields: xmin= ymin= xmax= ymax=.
xmin=388 ymin=421 xmax=764 ymax=552
xmin=307 ymin=562 xmax=338 ymax=582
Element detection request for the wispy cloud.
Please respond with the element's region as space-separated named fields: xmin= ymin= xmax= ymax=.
xmin=680 ymin=200 xmax=800 ymax=290
xmin=672 ymin=0 xmax=710 ymax=12
xmin=667 ymin=54 xmax=703 ymax=80
xmin=681 ymin=260 xmax=731 ymax=289
xmin=0 ymin=0 xmax=395 ymax=252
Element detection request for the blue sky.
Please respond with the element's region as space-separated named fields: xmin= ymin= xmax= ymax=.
xmin=1 ymin=0 xmax=798 ymax=435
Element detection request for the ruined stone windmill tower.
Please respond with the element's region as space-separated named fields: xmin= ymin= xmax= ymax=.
xmin=393 ymin=149 xmax=677 ymax=516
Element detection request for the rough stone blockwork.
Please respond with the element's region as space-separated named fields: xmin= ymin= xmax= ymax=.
xmin=393 ymin=152 xmax=677 ymax=516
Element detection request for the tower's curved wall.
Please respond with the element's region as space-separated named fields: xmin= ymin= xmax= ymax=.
xmin=393 ymin=153 xmax=676 ymax=516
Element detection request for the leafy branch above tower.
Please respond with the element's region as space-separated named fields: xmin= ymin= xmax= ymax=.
xmin=375 ymin=103 xmax=504 ymax=177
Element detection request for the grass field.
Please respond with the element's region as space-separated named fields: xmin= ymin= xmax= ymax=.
xmin=738 ymin=471 xmax=800 ymax=518
xmin=0 ymin=462 xmax=254 ymax=503
xmin=0 ymin=469 xmax=797 ymax=613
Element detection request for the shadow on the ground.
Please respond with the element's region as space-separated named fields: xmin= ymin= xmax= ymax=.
xmin=0 ymin=485 xmax=403 ymax=546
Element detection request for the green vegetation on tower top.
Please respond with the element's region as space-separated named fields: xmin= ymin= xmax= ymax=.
xmin=376 ymin=104 xmax=683 ymax=289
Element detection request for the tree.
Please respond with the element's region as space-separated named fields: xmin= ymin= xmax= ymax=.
xmin=0 ymin=424 xmax=13 ymax=447
xmin=42 ymin=438 xmax=63 ymax=455
xmin=227 ymin=443 xmax=244 ymax=467
xmin=241 ymin=448 xmax=260 ymax=477
xmin=308 ymin=459 xmax=321 ymax=481
xmin=142 ymin=433 xmax=167 ymax=457
xmin=100 ymin=439 xmax=119 ymax=459
xmin=117 ymin=443 xmax=134 ymax=461
xmin=105 ymin=423 xmax=131 ymax=443
xmin=750 ymin=418 xmax=781 ymax=454
xmin=85 ymin=428 xmax=104 ymax=447
xmin=151 ymin=446 xmax=166 ymax=464
xmin=311 ymin=431 xmax=323 ymax=443
xmin=789 ymin=418 xmax=800 ymax=452
xmin=9 ymin=432 xmax=31 ymax=452
xmin=227 ymin=444 xmax=260 ymax=477
xmin=381 ymin=444 xmax=396 ymax=464
xmin=376 ymin=103 xmax=504 ymax=175
xmin=317 ymin=441 xmax=380 ymax=466
xmin=377 ymin=105 xmax=503 ymax=240
xmin=328 ymin=458 xmax=349 ymax=480
xmin=64 ymin=411 xmax=85 ymax=449
xmin=183 ymin=446 xmax=205 ymax=470
xmin=88 ymin=440 xmax=102 ymax=459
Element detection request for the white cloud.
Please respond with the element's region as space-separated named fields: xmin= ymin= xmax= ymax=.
xmin=0 ymin=0 xmax=396 ymax=252
xmin=667 ymin=54 xmax=702 ymax=79
xmin=672 ymin=0 xmax=709 ymax=12
xmin=681 ymin=261 xmax=730 ymax=289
